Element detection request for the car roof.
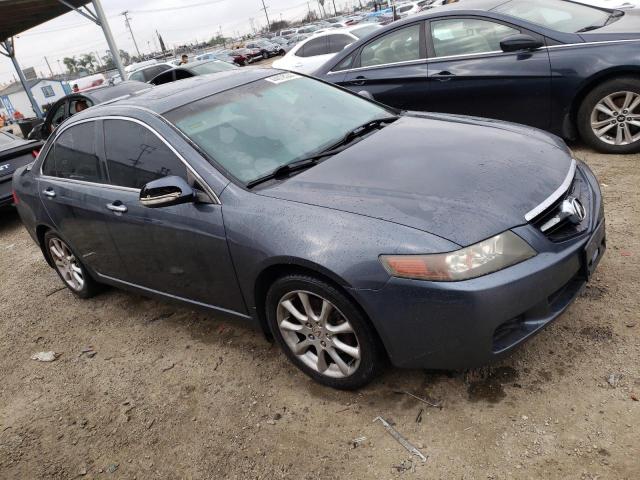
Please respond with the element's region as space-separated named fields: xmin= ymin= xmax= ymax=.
xmin=83 ymin=81 xmax=151 ymax=104
xmin=306 ymin=24 xmax=378 ymax=39
xmin=81 ymin=68 xmax=277 ymax=116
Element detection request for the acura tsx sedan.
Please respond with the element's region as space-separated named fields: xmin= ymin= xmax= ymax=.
xmin=13 ymin=70 xmax=606 ymax=389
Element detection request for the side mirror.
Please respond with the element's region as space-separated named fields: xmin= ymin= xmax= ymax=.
xmin=358 ymin=90 xmax=374 ymax=100
xmin=500 ymin=34 xmax=543 ymax=53
xmin=140 ymin=175 xmax=194 ymax=208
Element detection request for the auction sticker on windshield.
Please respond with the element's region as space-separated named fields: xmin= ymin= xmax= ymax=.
xmin=266 ymin=72 xmax=301 ymax=84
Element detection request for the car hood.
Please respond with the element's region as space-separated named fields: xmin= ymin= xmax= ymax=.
xmin=257 ymin=114 xmax=573 ymax=247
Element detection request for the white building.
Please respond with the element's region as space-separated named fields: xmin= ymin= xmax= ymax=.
xmin=0 ymin=78 xmax=69 ymax=119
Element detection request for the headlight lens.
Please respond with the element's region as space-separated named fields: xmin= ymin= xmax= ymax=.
xmin=380 ymin=231 xmax=536 ymax=282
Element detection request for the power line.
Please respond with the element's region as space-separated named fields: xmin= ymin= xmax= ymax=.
xmin=260 ymin=0 xmax=271 ymax=31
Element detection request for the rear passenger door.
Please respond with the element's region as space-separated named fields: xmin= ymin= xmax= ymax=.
xmin=99 ymin=118 xmax=246 ymax=313
xmin=339 ymin=23 xmax=429 ymax=110
xmin=38 ymin=121 xmax=125 ymax=278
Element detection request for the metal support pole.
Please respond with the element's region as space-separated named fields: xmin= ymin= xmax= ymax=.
xmin=92 ymin=0 xmax=126 ymax=79
xmin=0 ymin=38 xmax=42 ymax=118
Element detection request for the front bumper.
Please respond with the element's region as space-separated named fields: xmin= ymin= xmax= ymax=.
xmin=351 ymin=163 xmax=606 ymax=370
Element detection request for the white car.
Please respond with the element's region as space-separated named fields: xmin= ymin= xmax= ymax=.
xmin=396 ymin=1 xmax=423 ymax=17
xmin=273 ymin=24 xmax=381 ymax=74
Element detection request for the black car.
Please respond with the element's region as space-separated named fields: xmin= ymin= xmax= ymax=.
xmin=28 ymin=81 xmax=150 ymax=141
xmin=13 ymin=70 xmax=605 ymax=389
xmin=245 ymin=40 xmax=285 ymax=58
xmin=0 ymin=130 xmax=42 ymax=207
xmin=149 ymin=59 xmax=237 ymax=86
xmin=314 ymin=0 xmax=640 ymax=153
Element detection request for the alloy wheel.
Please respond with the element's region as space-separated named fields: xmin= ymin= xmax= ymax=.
xmin=590 ymin=91 xmax=640 ymax=146
xmin=48 ymin=237 xmax=84 ymax=291
xmin=276 ymin=290 xmax=361 ymax=378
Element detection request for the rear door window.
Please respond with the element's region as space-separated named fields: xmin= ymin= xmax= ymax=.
xmin=296 ymin=37 xmax=329 ymax=57
xmin=42 ymin=122 xmax=104 ymax=183
xmin=103 ymin=119 xmax=187 ymax=189
xmin=327 ymin=34 xmax=354 ymax=54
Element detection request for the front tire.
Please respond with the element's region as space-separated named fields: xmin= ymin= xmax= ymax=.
xmin=266 ymin=275 xmax=383 ymax=390
xmin=577 ymin=77 xmax=640 ymax=154
xmin=44 ymin=231 xmax=100 ymax=299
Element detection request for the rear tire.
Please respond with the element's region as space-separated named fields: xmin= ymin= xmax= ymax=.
xmin=44 ymin=231 xmax=100 ymax=299
xmin=266 ymin=274 xmax=383 ymax=390
xmin=577 ymin=77 xmax=640 ymax=154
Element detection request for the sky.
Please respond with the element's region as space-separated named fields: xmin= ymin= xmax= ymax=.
xmin=0 ymin=0 xmax=359 ymax=84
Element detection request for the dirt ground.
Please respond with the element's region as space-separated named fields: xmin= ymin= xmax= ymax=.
xmin=0 ymin=143 xmax=638 ymax=480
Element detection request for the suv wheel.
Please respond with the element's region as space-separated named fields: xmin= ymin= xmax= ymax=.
xmin=266 ymin=274 xmax=383 ymax=390
xmin=44 ymin=231 xmax=100 ymax=299
xmin=577 ymin=77 xmax=640 ymax=154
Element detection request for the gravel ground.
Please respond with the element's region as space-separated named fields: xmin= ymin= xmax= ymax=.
xmin=0 ymin=143 xmax=638 ymax=479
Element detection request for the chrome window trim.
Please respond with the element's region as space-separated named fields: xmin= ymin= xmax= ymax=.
xmin=39 ymin=115 xmax=221 ymax=205
xmin=525 ymin=159 xmax=577 ymax=222
xmin=328 ymin=57 xmax=428 ymax=75
xmin=39 ymin=174 xmax=141 ymax=193
xmin=329 ymin=37 xmax=640 ymax=74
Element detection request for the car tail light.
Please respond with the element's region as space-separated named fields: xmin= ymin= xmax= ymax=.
xmin=12 ymin=190 xmax=19 ymax=205
xmin=32 ymin=149 xmax=40 ymax=159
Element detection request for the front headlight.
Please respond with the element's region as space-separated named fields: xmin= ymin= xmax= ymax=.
xmin=380 ymin=231 xmax=536 ymax=282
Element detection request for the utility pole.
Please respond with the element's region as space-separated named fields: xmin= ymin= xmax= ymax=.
xmin=260 ymin=0 xmax=271 ymax=31
xmin=44 ymin=56 xmax=54 ymax=77
xmin=122 ymin=11 xmax=141 ymax=57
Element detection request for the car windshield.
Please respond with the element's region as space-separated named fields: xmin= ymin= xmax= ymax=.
xmin=351 ymin=25 xmax=379 ymax=38
xmin=494 ymin=0 xmax=613 ymax=33
xmin=189 ymin=61 xmax=237 ymax=75
xmin=165 ymin=73 xmax=394 ymax=184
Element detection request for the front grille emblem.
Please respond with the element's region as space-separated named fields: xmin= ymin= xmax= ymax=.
xmin=540 ymin=196 xmax=587 ymax=233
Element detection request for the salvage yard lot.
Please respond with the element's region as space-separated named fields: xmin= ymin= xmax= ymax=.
xmin=0 ymin=146 xmax=638 ymax=479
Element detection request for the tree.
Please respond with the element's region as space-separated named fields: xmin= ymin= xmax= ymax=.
xmin=208 ymin=35 xmax=227 ymax=47
xmin=80 ymin=53 xmax=97 ymax=73
xmin=302 ymin=10 xmax=319 ymax=23
xmin=62 ymin=56 xmax=78 ymax=74
xmin=269 ymin=19 xmax=290 ymax=32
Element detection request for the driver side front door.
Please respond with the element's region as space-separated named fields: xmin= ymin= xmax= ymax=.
xmin=425 ymin=17 xmax=552 ymax=130
xmin=98 ymin=118 xmax=246 ymax=315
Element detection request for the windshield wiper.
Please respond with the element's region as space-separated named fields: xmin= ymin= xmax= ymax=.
xmin=330 ymin=115 xmax=400 ymax=150
xmin=576 ymin=10 xmax=623 ymax=32
xmin=246 ymin=115 xmax=400 ymax=189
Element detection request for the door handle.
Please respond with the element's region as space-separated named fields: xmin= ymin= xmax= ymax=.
xmin=350 ymin=76 xmax=367 ymax=86
xmin=42 ymin=188 xmax=56 ymax=198
xmin=106 ymin=202 xmax=127 ymax=214
xmin=431 ymin=71 xmax=455 ymax=82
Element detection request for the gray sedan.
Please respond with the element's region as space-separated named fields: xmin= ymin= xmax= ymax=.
xmin=13 ymin=69 xmax=606 ymax=389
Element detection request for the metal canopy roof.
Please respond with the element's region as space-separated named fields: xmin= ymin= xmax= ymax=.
xmin=0 ymin=0 xmax=91 ymax=42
